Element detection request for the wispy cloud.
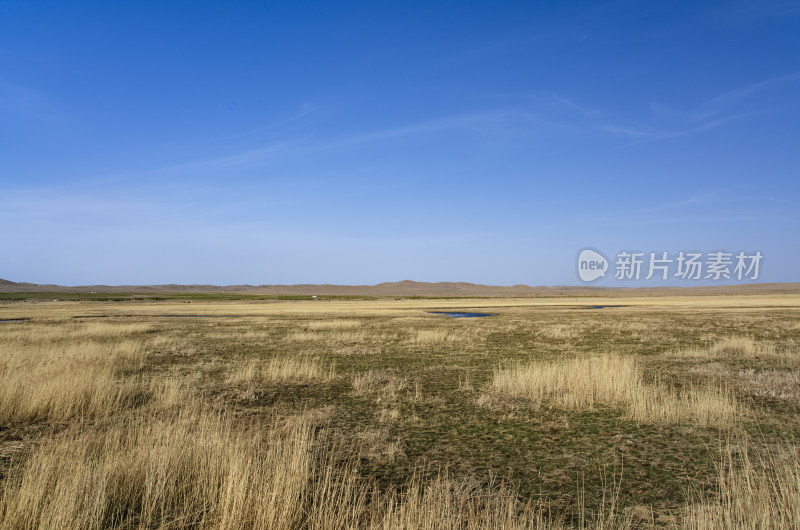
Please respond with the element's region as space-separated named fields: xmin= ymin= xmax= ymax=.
xmin=326 ymin=110 xmax=542 ymax=148
xmin=148 ymin=142 xmax=291 ymax=175
xmin=627 ymin=71 xmax=800 ymax=144
xmin=79 ymin=140 xmax=293 ymax=188
xmin=52 ymin=69 xmax=800 ymax=189
xmin=215 ymin=102 xmax=319 ymax=143
xmin=85 ymin=104 xmax=318 ymax=186
xmin=100 ymin=95 xmax=642 ymax=182
xmin=116 ymin=110 xmax=540 ymax=180
xmin=474 ymin=92 xmax=649 ymax=137
xmin=691 ymin=71 xmax=800 ymax=122
xmin=631 ymin=192 xmax=721 ymax=215
xmin=595 ymin=124 xmax=650 ymax=137
xmin=473 ymin=70 xmax=798 ymax=146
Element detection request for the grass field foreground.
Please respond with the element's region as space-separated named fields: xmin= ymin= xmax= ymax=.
xmin=1 ymin=294 xmax=799 ymax=528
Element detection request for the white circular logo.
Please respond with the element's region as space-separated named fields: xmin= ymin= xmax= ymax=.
xmin=577 ymin=249 xmax=608 ymax=282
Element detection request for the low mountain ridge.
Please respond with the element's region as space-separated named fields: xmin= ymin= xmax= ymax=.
xmin=1 ymin=278 xmax=798 ymax=297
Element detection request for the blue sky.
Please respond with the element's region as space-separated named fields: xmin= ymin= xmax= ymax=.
xmin=1 ymin=0 xmax=798 ymax=286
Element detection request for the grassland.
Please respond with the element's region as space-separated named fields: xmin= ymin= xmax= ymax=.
xmin=1 ymin=294 xmax=799 ymax=528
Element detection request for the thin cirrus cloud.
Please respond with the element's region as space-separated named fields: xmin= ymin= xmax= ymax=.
xmin=638 ymin=71 xmax=800 ymax=143
xmin=54 ymin=69 xmax=799 ymax=192
xmin=323 ymin=110 xmax=543 ymax=147
xmin=690 ymin=71 xmax=800 ymax=122
xmin=482 ymin=72 xmax=800 ymax=145
xmin=110 ymin=74 xmax=785 ymax=185
xmin=103 ymin=109 xmax=545 ymax=182
xmin=630 ymin=192 xmax=722 ymax=215
xmin=473 ymin=92 xmax=650 ymax=137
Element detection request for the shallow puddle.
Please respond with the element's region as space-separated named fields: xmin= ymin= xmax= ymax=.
xmin=427 ymin=311 xmax=495 ymax=318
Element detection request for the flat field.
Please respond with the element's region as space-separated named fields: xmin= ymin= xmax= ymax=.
xmin=1 ymin=294 xmax=799 ymax=528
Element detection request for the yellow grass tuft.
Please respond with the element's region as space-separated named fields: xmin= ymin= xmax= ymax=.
xmin=285 ymin=330 xmax=368 ymax=342
xmin=709 ymin=337 xmax=773 ymax=357
xmin=684 ymin=437 xmax=800 ymax=528
xmin=537 ymin=324 xmax=580 ymax=340
xmin=490 ymin=355 xmax=740 ymax=427
xmin=491 ymin=355 xmax=638 ymax=409
xmin=378 ymin=472 xmax=552 ymax=529
xmin=82 ymin=322 xmax=154 ymax=336
xmin=305 ymin=319 xmax=362 ymax=330
xmin=410 ymin=329 xmax=462 ymax=343
xmin=627 ymin=382 xmax=740 ymax=426
xmin=227 ymin=356 xmax=334 ymax=385
xmin=677 ymin=337 xmax=780 ymax=358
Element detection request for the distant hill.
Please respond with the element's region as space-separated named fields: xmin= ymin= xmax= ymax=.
xmin=1 ymin=278 xmax=798 ymax=297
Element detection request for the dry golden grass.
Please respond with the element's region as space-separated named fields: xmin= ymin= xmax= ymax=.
xmin=82 ymin=322 xmax=154 ymax=336
xmin=410 ymin=328 xmax=463 ymax=343
xmin=285 ymin=330 xmax=370 ymax=342
xmin=2 ymin=297 xmax=799 ymax=528
xmin=684 ymin=437 xmax=800 ymax=529
xmin=357 ymin=427 xmax=406 ymax=463
xmin=0 ymin=400 xmax=615 ymax=529
xmin=227 ymin=356 xmax=334 ymax=386
xmin=736 ymin=368 xmax=800 ymax=400
xmin=0 ymin=406 xmax=361 ymax=529
xmin=537 ymin=324 xmax=581 ymax=340
xmin=305 ymin=319 xmax=362 ymax=330
xmin=0 ymin=329 xmax=146 ymax=425
xmin=676 ymin=337 xmax=784 ymax=359
xmin=352 ymin=370 xmax=408 ymax=396
xmin=710 ymin=337 xmax=767 ymax=356
xmin=490 ymin=355 xmax=741 ymax=427
xmin=627 ymin=383 xmax=740 ymax=426
xmin=459 ymin=370 xmax=475 ymax=391
xmin=378 ymin=473 xmax=553 ymax=530
xmin=147 ymin=333 xmax=198 ymax=355
xmin=491 ymin=355 xmax=639 ymax=410
xmin=0 ymin=320 xmax=154 ymax=342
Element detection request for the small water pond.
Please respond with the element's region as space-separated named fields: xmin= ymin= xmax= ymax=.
xmin=427 ymin=311 xmax=495 ymax=318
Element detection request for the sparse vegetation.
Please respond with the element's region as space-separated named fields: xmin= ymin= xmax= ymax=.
xmin=1 ymin=294 xmax=799 ymax=527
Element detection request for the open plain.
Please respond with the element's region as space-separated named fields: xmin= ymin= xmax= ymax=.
xmin=1 ymin=293 xmax=799 ymax=528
